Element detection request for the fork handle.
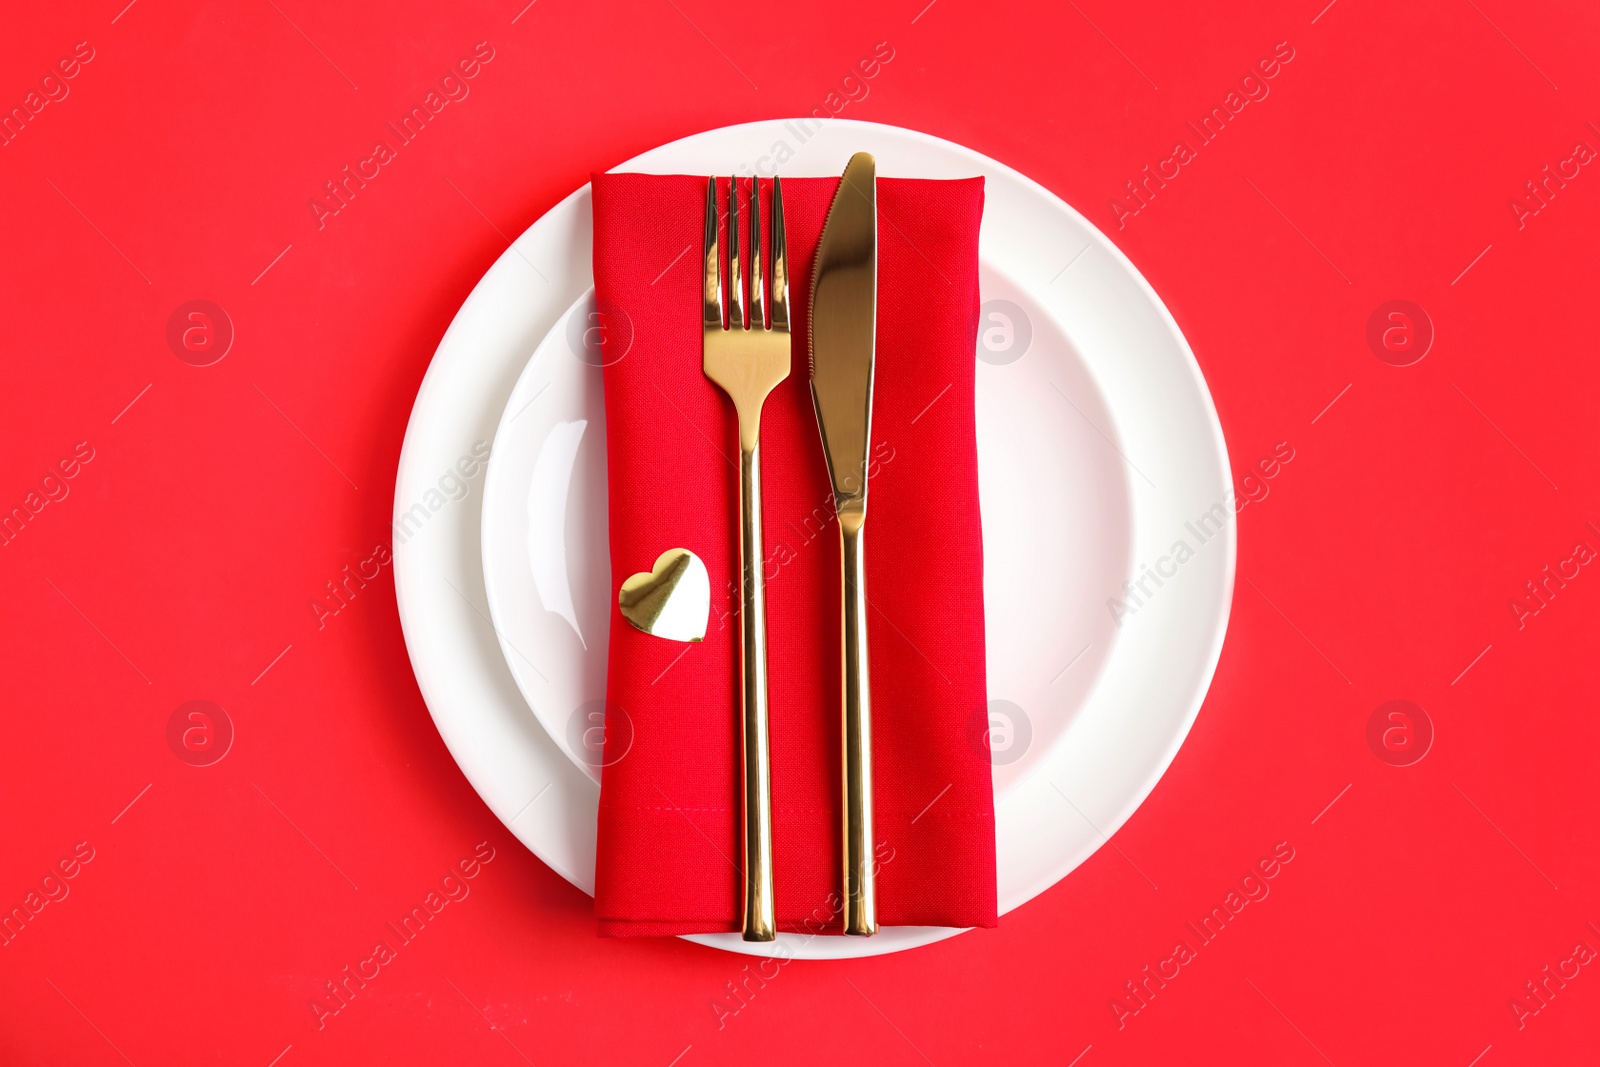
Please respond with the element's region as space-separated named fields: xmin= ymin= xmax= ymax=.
xmin=738 ymin=439 xmax=777 ymax=942
xmin=839 ymin=515 xmax=877 ymax=935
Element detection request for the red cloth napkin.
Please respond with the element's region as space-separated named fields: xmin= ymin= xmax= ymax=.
xmin=590 ymin=171 xmax=995 ymax=935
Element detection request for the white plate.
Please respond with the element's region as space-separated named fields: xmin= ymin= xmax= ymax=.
xmin=395 ymin=119 xmax=1234 ymax=959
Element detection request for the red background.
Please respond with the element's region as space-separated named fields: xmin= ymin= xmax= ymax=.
xmin=2 ymin=0 xmax=1597 ymax=1064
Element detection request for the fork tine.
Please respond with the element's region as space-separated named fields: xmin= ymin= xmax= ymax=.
xmin=704 ymin=177 xmax=722 ymax=330
xmin=750 ymin=177 xmax=765 ymax=329
xmin=729 ymin=176 xmax=746 ymax=330
xmin=770 ymin=175 xmax=788 ymax=332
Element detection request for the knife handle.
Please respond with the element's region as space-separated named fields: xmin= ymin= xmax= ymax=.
xmin=738 ymin=440 xmax=777 ymax=942
xmin=839 ymin=515 xmax=877 ymax=936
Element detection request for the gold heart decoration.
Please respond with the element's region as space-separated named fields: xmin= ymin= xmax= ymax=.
xmin=618 ymin=548 xmax=709 ymax=643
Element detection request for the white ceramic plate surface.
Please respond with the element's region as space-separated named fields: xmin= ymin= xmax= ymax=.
xmin=395 ymin=119 xmax=1234 ymax=960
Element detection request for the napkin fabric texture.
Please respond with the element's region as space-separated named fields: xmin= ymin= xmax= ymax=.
xmin=590 ymin=171 xmax=995 ymax=935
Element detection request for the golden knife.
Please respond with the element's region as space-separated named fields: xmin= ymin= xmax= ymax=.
xmin=809 ymin=152 xmax=879 ymax=936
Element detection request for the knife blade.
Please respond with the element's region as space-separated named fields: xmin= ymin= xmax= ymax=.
xmin=809 ymin=151 xmax=878 ymax=936
xmin=810 ymin=153 xmax=877 ymax=511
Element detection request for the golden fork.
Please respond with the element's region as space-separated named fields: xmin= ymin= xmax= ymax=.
xmin=702 ymin=175 xmax=789 ymax=942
